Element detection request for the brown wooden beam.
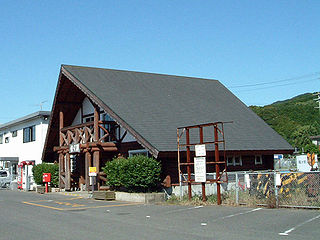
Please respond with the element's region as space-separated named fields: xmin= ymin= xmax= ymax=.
xmin=59 ymin=111 xmax=64 ymax=146
xmin=65 ymin=153 xmax=71 ymax=190
xmin=93 ymin=151 xmax=100 ymax=190
xmin=85 ymin=151 xmax=91 ymax=191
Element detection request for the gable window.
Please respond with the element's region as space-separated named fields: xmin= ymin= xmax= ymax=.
xmin=12 ymin=130 xmax=17 ymax=137
xmin=255 ymin=155 xmax=263 ymax=165
xmin=101 ymin=114 xmax=120 ymax=142
xmin=23 ymin=126 xmax=36 ymax=143
xmin=227 ymin=156 xmax=242 ymax=166
xmin=128 ymin=149 xmax=149 ymax=157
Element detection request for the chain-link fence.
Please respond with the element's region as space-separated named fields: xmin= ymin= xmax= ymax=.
xmin=172 ymin=171 xmax=320 ymax=208
xmin=226 ymin=171 xmax=320 ymax=208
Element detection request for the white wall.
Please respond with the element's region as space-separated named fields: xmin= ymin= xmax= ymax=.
xmin=0 ymin=116 xmax=49 ymax=165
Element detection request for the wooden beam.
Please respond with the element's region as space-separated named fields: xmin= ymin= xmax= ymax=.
xmin=59 ymin=153 xmax=64 ymax=189
xmin=94 ymin=105 xmax=99 ymax=142
xmin=65 ymin=153 xmax=71 ymax=190
xmin=53 ymin=142 xmax=117 ymax=152
xmin=85 ymin=151 xmax=91 ymax=191
xmin=59 ymin=111 xmax=64 ymax=147
xmin=93 ymin=151 xmax=100 ymax=190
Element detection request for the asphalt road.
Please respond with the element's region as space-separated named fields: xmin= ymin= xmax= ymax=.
xmin=1 ymin=189 xmax=320 ymax=240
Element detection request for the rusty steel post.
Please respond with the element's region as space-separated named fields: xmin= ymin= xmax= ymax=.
xmin=214 ymin=125 xmax=221 ymax=205
xmin=199 ymin=127 xmax=206 ymax=202
xmin=186 ymin=129 xmax=192 ymax=200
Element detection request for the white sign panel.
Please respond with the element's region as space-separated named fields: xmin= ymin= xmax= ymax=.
xmin=69 ymin=143 xmax=80 ymax=153
xmin=274 ymin=154 xmax=283 ymax=160
xmin=194 ymin=157 xmax=206 ymax=182
xmin=195 ymin=144 xmax=206 ymax=157
xmin=297 ymin=154 xmax=318 ymax=172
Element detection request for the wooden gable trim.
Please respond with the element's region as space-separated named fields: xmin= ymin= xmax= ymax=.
xmin=60 ymin=66 xmax=159 ymax=158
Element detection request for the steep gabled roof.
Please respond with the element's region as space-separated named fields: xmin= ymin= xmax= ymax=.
xmin=43 ymin=65 xmax=293 ymax=161
xmin=47 ymin=65 xmax=292 ymax=156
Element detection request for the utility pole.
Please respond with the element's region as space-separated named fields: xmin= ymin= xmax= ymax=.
xmin=314 ymin=92 xmax=320 ymax=113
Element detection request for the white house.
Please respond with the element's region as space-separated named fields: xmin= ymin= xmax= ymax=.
xmin=0 ymin=111 xmax=50 ymax=190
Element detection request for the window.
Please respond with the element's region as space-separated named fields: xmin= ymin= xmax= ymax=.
xmin=12 ymin=130 xmax=17 ymax=137
xmin=128 ymin=149 xmax=149 ymax=157
xmin=255 ymin=155 xmax=263 ymax=165
xmin=101 ymin=114 xmax=120 ymax=142
xmin=0 ymin=135 xmax=3 ymax=144
xmin=234 ymin=156 xmax=242 ymax=166
xmin=5 ymin=137 xmax=9 ymax=143
xmin=0 ymin=171 xmax=7 ymax=177
xmin=227 ymin=156 xmax=234 ymax=166
xmin=85 ymin=116 xmax=94 ymax=122
xmin=227 ymin=156 xmax=242 ymax=166
xmin=23 ymin=126 xmax=36 ymax=143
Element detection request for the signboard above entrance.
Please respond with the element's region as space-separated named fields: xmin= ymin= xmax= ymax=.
xmin=69 ymin=143 xmax=80 ymax=154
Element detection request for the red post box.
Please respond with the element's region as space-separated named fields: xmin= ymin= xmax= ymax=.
xmin=43 ymin=173 xmax=51 ymax=183
xmin=43 ymin=173 xmax=51 ymax=193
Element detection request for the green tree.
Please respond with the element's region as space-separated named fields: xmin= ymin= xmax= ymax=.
xmin=291 ymin=125 xmax=318 ymax=153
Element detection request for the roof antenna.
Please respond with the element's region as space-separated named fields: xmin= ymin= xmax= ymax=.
xmin=36 ymin=100 xmax=48 ymax=111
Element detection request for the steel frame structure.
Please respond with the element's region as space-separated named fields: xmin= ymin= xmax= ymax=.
xmin=177 ymin=122 xmax=228 ymax=204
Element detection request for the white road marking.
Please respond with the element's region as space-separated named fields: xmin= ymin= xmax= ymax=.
xmin=168 ymin=205 xmax=204 ymax=213
xmin=279 ymin=214 xmax=320 ymax=236
xmin=218 ymin=208 xmax=263 ymax=220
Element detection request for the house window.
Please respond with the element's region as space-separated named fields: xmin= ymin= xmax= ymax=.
xmin=5 ymin=137 xmax=9 ymax=143
xmin=227 ymin=156 xmax=242 ymax=166
xmin=255 ymin=155 xmax=263 ymax=165
xmin=128 ymin=149 xmax=149 ymax=157
xmin=101 ymin=114 xmax=119 ymax=142
xmin=12 ymin=130 xmax=17 ymax=137
xmin=23 ymin=126 xmax=36 ymax=143
xmin=227 ymin=156 xmax=234 ymax=166
xmin=0 ymin=135 xmax=3 ymax=144
xmin=85 ymin=116 xmax=94 ymax=122
xmin=234 ymin=156 xmax=242 ymax=166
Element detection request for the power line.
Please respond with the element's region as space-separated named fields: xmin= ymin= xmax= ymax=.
xmin=228 ymin=72 xmax=320 ymax=89
xmin=232 ymin=77 xmax=320 ymax=93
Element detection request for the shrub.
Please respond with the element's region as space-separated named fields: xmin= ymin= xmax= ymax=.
xmin=102 ymin=155 xmax=161 ymax=193
xmin=32 ymin=163 xmax=59 ymax=187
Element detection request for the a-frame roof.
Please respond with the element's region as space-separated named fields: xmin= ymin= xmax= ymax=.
xmin=43 ymin=65 xmax=293 ymax=160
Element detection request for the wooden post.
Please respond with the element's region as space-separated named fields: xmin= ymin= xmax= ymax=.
xmin=85 ymin=151 xmax=91 ymax=191
xmin=93 ymin=105 xmax=100 ymax=190
xmin=93 ymin=151 xmax=100 ymax=190
xmin=94 ymin=105 xmax=99 ymax=142
xmin=214 ymin=125 xmax=221 ymax=205
xmin=199 ymin=127 xmax=206 ymax=202
xmin=186 ymin=129 xmax=192 ymax=200
xmin=65 ymin=152 xmax=71 ymax=190
xmin=59 ymin=111 xmax=64 ymax=189
xmin=59 ymin=153 xmax=64 ymax=188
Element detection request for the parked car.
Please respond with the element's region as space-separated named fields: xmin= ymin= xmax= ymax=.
xmin=0 ymin=170 xmax=10 ymax=188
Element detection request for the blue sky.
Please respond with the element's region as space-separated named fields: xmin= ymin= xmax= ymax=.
xmin=1 ymin=1 xmax=319 ymax=123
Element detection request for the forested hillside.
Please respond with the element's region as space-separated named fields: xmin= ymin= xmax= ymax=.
xmin=250 ymin=93 xmax=320 ymax=153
